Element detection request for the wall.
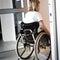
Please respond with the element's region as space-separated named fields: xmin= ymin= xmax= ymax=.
xmin=0 ymin=0 xmax=16 ymax=41
xmin=1 ymin=14 xmax=16 ymax=41
xmin=56 ymin=0 xmax=60 ymax=59
xmin=0 ymin=0 xmax=13 ymax=9
xmin=40 ymin=0 xmax=50 ymax=30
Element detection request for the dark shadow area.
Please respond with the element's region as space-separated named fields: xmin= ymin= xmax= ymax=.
xmin=0 ymin=18 xmax=2 ymax=40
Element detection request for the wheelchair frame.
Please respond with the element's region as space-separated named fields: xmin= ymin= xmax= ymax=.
xmin=16 ymin=28 xmax=51 ymax=60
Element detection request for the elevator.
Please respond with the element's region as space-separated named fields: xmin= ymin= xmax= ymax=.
xmin=0 ymin=0 xmax=60 ymax=60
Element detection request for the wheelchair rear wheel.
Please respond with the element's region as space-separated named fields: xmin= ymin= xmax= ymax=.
xmin=16 ymin=34 xmax=34 ymax=59
xmin=35 ymin=32 xmax=51 ymax=60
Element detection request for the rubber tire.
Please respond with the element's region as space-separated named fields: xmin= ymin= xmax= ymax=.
xmin=35 ymin=32 xmax=51 ymax=60
xmin=16 ymin=35 xmax=34 ymax=59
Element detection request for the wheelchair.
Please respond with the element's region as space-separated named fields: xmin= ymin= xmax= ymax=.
xmin=16 ymin=22 xmax=51 ymax=60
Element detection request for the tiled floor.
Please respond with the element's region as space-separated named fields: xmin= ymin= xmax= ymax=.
xmin=0 ymin=40 xmax=16 ymax=53
xmin=0 ymin=40 xmax=17 ymax=60
xmin=0 ymin=40 xmax=51 ymax=60
xmin=0 ymin=41 xmax=34 ymax=60
xmin=0 ymin=50 xmax=48 ymax=60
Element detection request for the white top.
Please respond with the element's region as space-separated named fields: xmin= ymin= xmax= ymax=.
xmin=23 ymin=11 xmax=43 ymax=23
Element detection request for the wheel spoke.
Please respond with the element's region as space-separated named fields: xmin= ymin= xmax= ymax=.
xmin=20 ymin=48 xmax=26 ymax=56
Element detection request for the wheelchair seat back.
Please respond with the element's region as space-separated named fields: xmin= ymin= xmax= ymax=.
xmin=21 ymin=22 xmax=39 ymax=34
xmin=20 ymin=22 xmax=39 ymax=44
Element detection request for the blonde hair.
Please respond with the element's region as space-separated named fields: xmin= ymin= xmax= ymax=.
xmin=29 ymin=0 xmax=40 ymax=12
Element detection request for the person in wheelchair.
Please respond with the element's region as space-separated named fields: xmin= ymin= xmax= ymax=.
xmin=22 ymin=0 xmax=50 ymax=35
xmin=16 ymin=0 xmax=51 ymax=59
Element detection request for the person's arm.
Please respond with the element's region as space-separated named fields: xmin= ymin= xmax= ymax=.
xmin=39 ymin=20 xmax=50 ymax=35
